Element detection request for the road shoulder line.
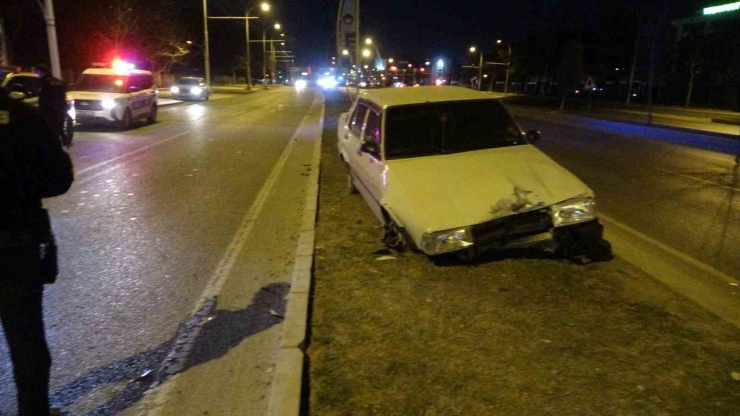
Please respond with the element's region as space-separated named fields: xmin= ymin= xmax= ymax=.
xmin=267 ymin=91 xmax=325 ymax=416
xmin=600 ymin=213 xmax=740 ymax=328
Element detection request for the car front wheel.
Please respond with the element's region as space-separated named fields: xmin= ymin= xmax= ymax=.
xmin=119 ymin=109 xmax=132 ymax=130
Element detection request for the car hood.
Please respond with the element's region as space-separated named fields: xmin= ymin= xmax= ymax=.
xmin=384 ymin=144 xmax=594 ymax=237
xmin=67 ymin=91 xmax=126 ymax=100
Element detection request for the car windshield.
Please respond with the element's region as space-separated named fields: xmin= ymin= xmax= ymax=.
xmin=75 ymin=74 xmax=126 ymax=93
xmin=384 ymin=100 xmax=524 ymax=159
xmin=178 ymin=78 xmax=202 ymax=86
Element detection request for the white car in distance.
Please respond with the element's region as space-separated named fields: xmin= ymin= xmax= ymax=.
xmin=338 ymin=86 xmax=609 ymax=259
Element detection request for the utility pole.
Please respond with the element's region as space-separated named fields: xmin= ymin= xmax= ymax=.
xmin=202 ymin=0 xmax=211 ymax=86
xmin=355 ymin=0 xmax=361 ymax=79
xmin=263 ymin=29 xmax=268 ymax=88
xmin=36 ymin=0 xmax=61 ymax=78
xmin=626 ymin=8 xmax=644 ymax=105
xmin=245 ymin=6 xmax=252 ymax=90
xmin=0 ymin=17 xmax=9 ymax=66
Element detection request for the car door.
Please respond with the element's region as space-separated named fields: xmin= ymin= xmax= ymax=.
xmin=356 ymin=108 xmax=386 ymax=209
xmin=126 ymin=75 xmax=147 ymax=117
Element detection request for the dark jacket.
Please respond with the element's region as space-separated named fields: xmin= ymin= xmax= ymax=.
xmin=38 ymin=74 xmax=67 ymax=135
xmin=0 ymin=89 xmax=73 ymax=230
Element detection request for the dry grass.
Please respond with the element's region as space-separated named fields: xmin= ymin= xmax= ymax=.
xmin=307 ymin=90 xmax=740 ymax=416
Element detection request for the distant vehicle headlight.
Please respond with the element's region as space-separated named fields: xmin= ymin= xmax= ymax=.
xmin=101 ymin=99 xmax=117 ymax=109
xmin=420 ymin=227 xmax=474 ymax=255
xmin=295 ymin=79 xmax=307 ymax=90
xmin=171 ymin=86 xmax=180 ymax=93
xmin=550 ymin=197 xmax=596 ymax=227
xmin=191 ymin=86 xmax=203 ymax=95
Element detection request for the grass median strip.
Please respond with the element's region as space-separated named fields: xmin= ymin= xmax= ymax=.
xmin=307 ymin=91 xmax=740 ymax=416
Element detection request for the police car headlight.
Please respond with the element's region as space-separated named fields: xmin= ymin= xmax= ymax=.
xmin=171 ymin=86 xmax=180 ymax=94
xmin=191 ymin=86 xmax=203 ymax=95
xmin=101 ymin=99 xmax=117 ymax=109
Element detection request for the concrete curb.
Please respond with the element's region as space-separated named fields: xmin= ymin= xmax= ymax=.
xmin=267 ymin=92 xmax=325 ymax=416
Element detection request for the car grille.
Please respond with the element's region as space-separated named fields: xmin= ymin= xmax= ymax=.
xmin=472 ymin=209 xmax=552 ymax=246
xmin=74 ymin=100 xmax=103 ymax=111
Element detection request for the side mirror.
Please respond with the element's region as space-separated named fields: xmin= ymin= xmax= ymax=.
xmin=525 ymin=129 xmax=541 ymax=143
xmin=360 ymin=140 xmax=380 ymax=156
xmin=9 ymin=91 xmax=26 ymax=100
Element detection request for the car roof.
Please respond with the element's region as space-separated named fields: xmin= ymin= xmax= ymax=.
xmin=357 ymin=86 xmax=507 ymax=108
xmin=82 ymin=68 xmax=153 ymax=76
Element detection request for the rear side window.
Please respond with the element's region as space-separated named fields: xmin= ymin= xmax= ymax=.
xmin=350 ymin=102 xmax=369 ymax=135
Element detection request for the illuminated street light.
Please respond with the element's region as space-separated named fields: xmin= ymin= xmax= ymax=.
xmin=365 ymin=38 xmax=373 ymax=45
xmin=362 ymin=49 xmax=371 ymax=57
xmin=364 ymin=64 xmax=369 ymax=69
xmin=261 ymin=2 xmax=270 ymax=11
xmin=280 ymin=42 xmax=285 ymax=45
xmin=425 ymin=61 xmax=430 ymax=66
xmin=186 ymin=40 xmax=193 ymax=44
xmin=342 ymin=49 xmax=349 ymax=56
xmin=274 ymin=23 xmax=281 ymax=30
xmin=496 ymin=39 xmax=502 ymax=44
xmin=469 ymin=46 xmax=476 ymax=53
xmin=280 ymin=33 xmax=285 ymax=37
xmin=388 ymin=58 xmax=394 ymax=63
xmin=408 ymin=63 xmax=412 ymax=68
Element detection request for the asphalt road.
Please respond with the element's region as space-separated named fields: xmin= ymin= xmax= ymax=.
xmin=0 ymin=87 xmax=318 ymax=415
xmin=509 ymin=109 xmax=740 ymax=279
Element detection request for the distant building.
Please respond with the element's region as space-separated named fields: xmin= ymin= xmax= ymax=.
xmin=670 ymin=2 xmax=740 ymax=109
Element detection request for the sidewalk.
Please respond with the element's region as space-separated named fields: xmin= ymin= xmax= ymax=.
xmin=505 ymin=95 xmax=740 ymax=137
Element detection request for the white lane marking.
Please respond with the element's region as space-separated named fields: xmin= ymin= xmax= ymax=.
xmin=141 ymin=93 xmax=322 ymax=416
xmin=654 ymin=168 xmax=740 ymax=192
xmin=74 ymin=131 xmax=190 ymax=176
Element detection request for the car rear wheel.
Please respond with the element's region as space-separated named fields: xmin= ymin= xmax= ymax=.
xmin=119 ymin=109 xmax=132 ymax=130
xmin=147 ymin=103 xmax=158 ymax=124
xmin=347 ymin=173 xmax=359 ymax=194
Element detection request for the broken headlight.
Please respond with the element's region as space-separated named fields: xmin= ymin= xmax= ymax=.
xmin=420 ymin=227 xmax=474 ymax=255
xmin=550 ymin=197 xmax=596 ymax=227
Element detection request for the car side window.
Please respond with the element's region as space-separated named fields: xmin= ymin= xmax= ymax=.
xmin=350 ymin=102 xmax=369 ymax=135
xmin=127 ymin=75 xmax=144 ymax=92
xmin=363 ymin=110 xmax=381 ymax=144
xmin=25 ymin=77 xmax=41 ymax=97
xmin=143 ymin=75 xmax=155 ymax=90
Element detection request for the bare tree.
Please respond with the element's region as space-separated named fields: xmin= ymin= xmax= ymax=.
xmin=684 ymin=23 xmax=708 ymax=108
xmin=95 ymin=0 xmax=189 ymax=75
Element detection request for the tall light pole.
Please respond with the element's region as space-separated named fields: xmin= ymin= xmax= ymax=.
xmin=202 ymin=0 xmax=211 ymax=85
xmin=470 ymin=46 xmax=483 ymax=90
xmin=497 ymin=39 xmax=512 ymax=94
xmin=245 ymin=2 xmax=270 ymax=90
xmin=36 ymin=0 xmax=61 ymax=79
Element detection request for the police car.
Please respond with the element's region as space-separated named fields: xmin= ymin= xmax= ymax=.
xmin=68 ymin=61 xmax=158 ymax=130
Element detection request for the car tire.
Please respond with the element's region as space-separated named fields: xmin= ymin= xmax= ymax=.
xmin=347 ymin=173 xmax=359 ymax=194
xmin=119 ymin=109 xmax=132 ymax=131
xmin=203 ymin=92 xmax=210 ymax=101
xmin=147 ymin=103 xmax=158 ymax=125
xmin=383 ymin=219 xmax=407 ymax=252
xmin=62 ymin=115 xmax=74 ymax=147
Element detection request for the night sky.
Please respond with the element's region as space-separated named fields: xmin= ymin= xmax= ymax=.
xmin=1 ymin=0 xmax=715 ymax=74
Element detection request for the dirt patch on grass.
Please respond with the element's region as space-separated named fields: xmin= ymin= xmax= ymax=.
xmin=308 ymin=90 xmax=740 ymax=416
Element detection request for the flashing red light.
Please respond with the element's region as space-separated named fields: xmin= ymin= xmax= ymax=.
xmin=112 ymin=59 xmax=134 ymax=71
xmin=420 ymin=68 xmax=425 ymax=72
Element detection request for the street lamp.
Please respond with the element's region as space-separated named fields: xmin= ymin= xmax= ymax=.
xmin=388 ymin=58 xmax=394 ymax=63
xmin=469 ymin=45 xmax=483 ymax=90
xmin=342 ymin=49 xmax=349 ymax=56
xmin=425 ymin=60 xmax=430 ymax=66
xmin=362 ymin=49 xmax=371 ymax=57
xmin=274 ymin=23 xmax=281 ymax=30
xmin=365 ymin=38 xmax=373 ymax=45
xmin=244 ymin=2 xmax=270 ymax=90
xmin=497 ymin=39 xmax=513 ymax=94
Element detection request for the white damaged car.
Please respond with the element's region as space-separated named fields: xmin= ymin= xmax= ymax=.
xmin=338 ymin=86 xmax=609 ymax=259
